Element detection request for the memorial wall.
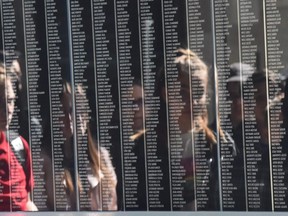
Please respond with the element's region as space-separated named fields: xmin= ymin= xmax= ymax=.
xmin=0 ymin=0 xmax=288 ymax=212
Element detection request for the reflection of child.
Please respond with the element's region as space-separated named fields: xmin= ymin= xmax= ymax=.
xmin=0 ymin=71 xmax=37 ymax=211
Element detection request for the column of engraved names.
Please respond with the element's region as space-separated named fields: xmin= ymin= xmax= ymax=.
xmin=163 ymin=0 xmax=186 ymax=210
xmin=2 ymin=0 xmax=17 ymax=64
xmin=187 ymin=0 xmax=204 ymax=57
xmin=45 ymin=0 xmax=66 ymax=210
xmin=239 ymin=0 xmax=271 ymax=210
xmin=70 ymin=0 xmax=91 ymax=209
xmin=139 ymin=0 xmax=163 ymax=210
xmin=265 ymin=0 xmax=287 ymax=210
xmin=92 ymin=0 xmax=118 ymax=209
xmin=23 ymin=0 xmax=50 ymax=209
xmin=115 ymin=0 xmax=136 ymax=209
xmin=213 ymin=0 xmax=245 ymax=210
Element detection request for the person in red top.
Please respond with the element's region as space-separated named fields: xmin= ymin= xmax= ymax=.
xmin=0 ymin=68 xmax=37 ymax=211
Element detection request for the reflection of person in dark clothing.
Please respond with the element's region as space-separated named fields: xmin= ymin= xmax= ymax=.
xmin=132 ymin=79 xmax=145 ymax=135
xmin=226 ymin=63 xmax=254 ymax=210
xmin=280 ymin=75 xmax=288 ymax=208
xmin=129 ymin=79 xmax=145 ymax=210
xmin=251 ymin=69 xmax=282 ymax=211
xmin=227 ymin=63 xmax=254 ymax=155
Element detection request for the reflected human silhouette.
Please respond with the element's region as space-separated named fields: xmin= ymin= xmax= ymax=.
xmin=60 ymin=81 xmax=117 ymax=211
xmin=0 ymin=68 xmax=37 ymax=211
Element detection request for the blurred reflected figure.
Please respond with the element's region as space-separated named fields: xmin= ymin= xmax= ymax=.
xmin=0 ymin=51 xmax=30 ymax=140
xmin=225 ymin=63 xmax=254 ymax=210
xmin=252 ymin=70 xmax=283 ymax=145
xmin=253 ymin=71 xmax=270 ymax=144
xmin=175 ymin=49 xmax=210 ymax=134
xmin=60 ymin=83 xmax=74 ymax=162
xmin=175 ymin=49 xmax=220 ymax=210
xmin=130 ymin=79 xmax=147 ymax=210
xmin=130 ymin=80 xmax=145 ymax=156
xmin=0 ymin=51 xmax=23 ymax=90
xmin=250 ymin=69 xmax=276 ymax=210
xmin=156 ymin=49 xmax=223 ymax=210
xmin=132 ymin=79 xmax=145 ymax=135
xmin=227 ymin=63 xmax=254 ymax=153
xmin=0 ymin=69 xmax=37 ymax=211
xmin=60 ymin=82 xmax=117 ymax=211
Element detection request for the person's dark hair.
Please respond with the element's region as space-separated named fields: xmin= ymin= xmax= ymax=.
xmin=252 ymin=69 xmax=281 ymax=94
xmin=0 ymin=50 xmax=23 ymax=90
xmin=282 ymin=77 xmax=288 ymax=128
xmin=133 ymin=78 xmax=142 ymax=87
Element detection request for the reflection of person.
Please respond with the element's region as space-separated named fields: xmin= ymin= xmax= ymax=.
xmin=0 ymin=70 xmax=37 ymax=211
xmin=0 ymin=51 xmax=23 ymax=90
xmin=156 ymin=49 xmax=220 ymax=210
xmin=252 ymin=70 xmax=283 ymax=144
xmin=132 ymin=79 xmax=144 ymax=134
xmin=227 ymin=63 xmax=253 ymax=153
xmin=60 ymin=82 xmax=117 ymax=210
xmin=226 ymin=63 xmax=254 ymax=210
xmin=176 ymin=49 xmax=220 ymax=210
xmin=251 ymin=69 xmax=282 ymax=210
xmin=253 ymin=71 xmax=270 ymax=144
xmin=129 ymin=79 xmax=147 ymax=210
xmin=0 ymin=51 xmax=30 ymax=142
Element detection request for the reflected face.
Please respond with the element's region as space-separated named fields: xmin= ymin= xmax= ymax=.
xmin=11 ymin=60 xmax=22 ymax=90
xmin=60 ymin=92 xmax=73 ymax=139
xmin=0 ymin=78 xmax=15 ymax=131
xmin=132 ymin=84 xmax=144 ymax=132
xmin=11 ymin=60 xmax=22 ymax=78
xmin=178 ymin=71 xmax=191 ymax=116
xmin=254 ymin=82 xmax=267 ymax=119
xmin=254 ymin=81 xmax=268 ymax=143
xmin=227 ymin=81 xmax=243 ymax=127
xmin=178 ymin=71 xmax=204 ymax=133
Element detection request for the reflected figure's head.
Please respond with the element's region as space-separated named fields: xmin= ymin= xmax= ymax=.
xmin=227 ymin=63 xmax=254 ymax=128
xmin=60 ymin=81 xmax=89 ymax=140
xmin=60 ymin=81 xmax=73 ymax=140
xmin=0 ymin=51 xmax=23 ymax=90
xmin=175 ymin=49 xmax=209 ymax=132
xmin=252 ymin=69 xmax=281 ymax=144
xmin=132 ymin=79 xmax=144 ymax=133
xmin=252 ymin=71 xmax=269 ymax=124
xmin=0 ymin=69 xmax=15 ymax=131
